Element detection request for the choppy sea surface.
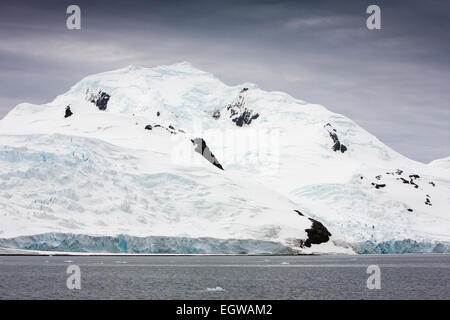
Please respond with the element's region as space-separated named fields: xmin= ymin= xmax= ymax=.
xmin=0 ymin=254 xmax=448 ymax=299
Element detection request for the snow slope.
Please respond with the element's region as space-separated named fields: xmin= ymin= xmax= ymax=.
xmin=0 ymin=62 xmax=448 ymax=254
xmin=429 ymin=157 xmax=450 ymax=170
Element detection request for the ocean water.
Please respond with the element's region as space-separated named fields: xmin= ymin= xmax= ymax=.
xmin=0 ymin=254 xmax=448 ymax=299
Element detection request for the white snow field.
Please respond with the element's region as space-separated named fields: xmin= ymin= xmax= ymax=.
xmin=0 ymin=62 xmax=448 ymax=254
xmin=429 ymin=157 xmax=450 ymax=170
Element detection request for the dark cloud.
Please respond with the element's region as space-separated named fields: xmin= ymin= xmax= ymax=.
xmin=0 ymin=0 xmax=449 ymax=162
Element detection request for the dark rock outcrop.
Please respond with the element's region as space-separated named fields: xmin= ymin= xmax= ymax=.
xmin=225 ymin=92 xmax=259 ymax=127
xmin=292 ymin=210 xmax=331 ymax=248
xmin=304 ymin=218 xmax=332 ymax=247
xmin=232 ymin=109 xmax=259 ymax=127
xmin=151 ymin=124 xmax=178 ymax=134
xmin=397 ymin=175 xmax=419 ymax=188
xmin=88 ymin=90 xmax=110 ymax=111
xmin=410 ymin=180 xmax=419 ymax=188
xmin=324 ymin=123 xmax=347 ymax=153
xmin=191 ymin=138 xmax=224 ymax=170
xmin=212 ymin=110 xmax=221 ymax=120
xmin=294 ymin=209 xmax=304 ymax=216
xmin=166 ymin=125 xmax=177 ymax=134
xmin=144 ymin=125 xmax=152 ymax=130
xmin=64 ymin=106 xmax=73 ymax=118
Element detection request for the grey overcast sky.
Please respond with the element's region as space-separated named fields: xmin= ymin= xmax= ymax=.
xmin=0 ymin=0 xmax=449 ymax=163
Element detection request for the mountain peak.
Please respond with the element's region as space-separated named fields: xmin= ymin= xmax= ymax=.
xmin=45 ymin=62 xmax=239 ymax=118
xmin=169 ymin=61 xmax=195 ymax=68
xmin=122 ymin=61 xmax=201 ymax=74
xmin=153 ymin=61 xmax=210 ymax=75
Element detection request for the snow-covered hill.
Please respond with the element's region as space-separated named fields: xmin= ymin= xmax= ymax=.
xmin=429 ymin=157 xmax=450 ymax=170
xmin=0 ymin=62 xmax=448 ymax=254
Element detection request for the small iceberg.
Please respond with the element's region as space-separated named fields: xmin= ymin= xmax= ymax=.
xmin=204 ymin=286 xmax=226 ymax=292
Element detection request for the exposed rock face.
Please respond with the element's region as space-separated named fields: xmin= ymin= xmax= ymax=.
xmin=366 ymin=169 xmax=439 ymax=214
xmin=212 ymin=110 xmax=221 ymax=120
xmin=224 ymin=90 xmax=259 ymax=127
xmin=397 ymin=176 xmax=418 ymax=188
xmin=410 ymin=180 xmax=419 ymax=188
xmin=233 ymin=109 xmax=260 ymax=127
xmin=324 ymin=123 xmax=347 ymax=153
xmin=64 ymin=106 xmax=73 ymax=118
xmin=166 ymin=125 xmax=177 ymax=134
xmin=304 ymin=218 xmax=332 ymax=247
xmin=191 ymin=138 xmax=224 ymax=170
xmin=88 ymin=90 xmax=110 ymax=111
xmin=144 ymin=125 xmax=152 ymax=130
xmin=293 ymin=210 xmax=331 ymax=247
xmin=150 ymin=124 xmax=177 ymax=134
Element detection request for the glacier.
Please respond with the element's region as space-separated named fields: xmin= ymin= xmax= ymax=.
xmin=0 ymin=62 xmax=449 ymax=254
xmin=0 ymin=233 xmax=297 ymax=254
xmin=350 ymin=239 xmax=450 ymax=254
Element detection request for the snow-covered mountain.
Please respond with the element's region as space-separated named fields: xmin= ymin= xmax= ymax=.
xmin=0 ymin=62 xmax=449 ymax=254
